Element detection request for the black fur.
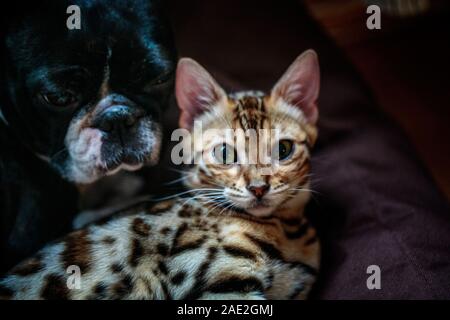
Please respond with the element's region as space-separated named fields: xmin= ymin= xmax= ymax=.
xmin=0 ymin=0 xmax=176 ymax=273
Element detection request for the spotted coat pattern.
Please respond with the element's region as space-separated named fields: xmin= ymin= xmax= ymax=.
xmin=0 ymin=198 xmax=319 ymax=300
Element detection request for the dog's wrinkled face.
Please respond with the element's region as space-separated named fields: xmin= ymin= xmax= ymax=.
xmin=3 ymin=0 xmax=176 ymax=183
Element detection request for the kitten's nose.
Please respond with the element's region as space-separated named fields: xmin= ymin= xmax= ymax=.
xmin=247 ymin=184 xmax=270 ymax=199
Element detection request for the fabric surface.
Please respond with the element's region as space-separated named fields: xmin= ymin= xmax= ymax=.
xmin=166 ymin=0 xmax=450 ymax=299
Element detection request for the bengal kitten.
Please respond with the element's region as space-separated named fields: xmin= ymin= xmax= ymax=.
xmin=0 ymin=50 xmax=320 ymax=300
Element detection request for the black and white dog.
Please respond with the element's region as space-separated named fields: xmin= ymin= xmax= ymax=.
xmin=0 ymin=0 xmax=176 ymax=272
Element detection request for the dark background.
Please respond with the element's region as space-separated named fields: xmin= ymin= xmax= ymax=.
xmin=304 ymin=0 xmax=450 ymax=201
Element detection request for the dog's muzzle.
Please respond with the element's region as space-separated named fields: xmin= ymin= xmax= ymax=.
xmin=61 ymin=94 xmax=161 ymax=183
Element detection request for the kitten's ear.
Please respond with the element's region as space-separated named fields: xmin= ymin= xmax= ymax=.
xmin=271 ymin=50 xmax=320 ymax=124
xmin=176 ymin=58 xmax=227 ymax=129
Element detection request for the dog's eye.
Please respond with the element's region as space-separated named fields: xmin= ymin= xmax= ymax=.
xmin=41 ymin=91 xmax=77 ymax=108
xmin=153 ymin=77 xmax=166 ymax=86
xmin=143 ymin=71 xmax=173 ymax=91
xmin=212 ymin=143 xmax=237 ymax=165
xmin=154 ymin=71 xmax=173 ymax=85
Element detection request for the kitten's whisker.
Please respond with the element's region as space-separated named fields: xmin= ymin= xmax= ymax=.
xmin=227 ymin=193 xmax=246 ymax=198
xmin=164 ymin=175 xmax=190 ymax=186
xmin=269 ymin=187 xmax=290 ymax=195
xmin=206 ymin=199 xmax=230 ymax=215
xmin=167 ymin=167 xmax=192 ymax=174
xmin=178 ymin=192 xmax=225 ymax=207
xmin=218 ymin=202 xmax=236 ymax=216
xmin=201 ymin=198 xmax=226 ymax=207
xmin=288 ymin=187 xmax=321 ymax=196
xmin=152 ymin=188 xmax=224 ymax=201
xmin=299 ymin=189 xmax=319 ymax=195
xmin=49 ymin=147 xmax=68 ymax=162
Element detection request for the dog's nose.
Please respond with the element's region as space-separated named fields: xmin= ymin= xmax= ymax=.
xmin=94 ymin=105 xmax=142 ymax=133
xmin=247 ymin=183 xmax=270 ymax=199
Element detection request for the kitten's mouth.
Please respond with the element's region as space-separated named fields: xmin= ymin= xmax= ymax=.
xmin=210 ymin=198 xmax=274 ymax=217
xmin=245 ymin=201 xmax=274 ymax=217
xmin=250 ymin=197 xmax=272 ymax=208
xmin=251 ymin=202 xmax=270 ymax=210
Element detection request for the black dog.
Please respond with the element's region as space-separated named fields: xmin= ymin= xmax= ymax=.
xmin=0 ymin=0 xmax=176 ymax=273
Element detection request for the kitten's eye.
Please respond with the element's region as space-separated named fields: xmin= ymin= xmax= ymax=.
xmin=276 ymin=140 xmax=294 ymax=161
xmin=41 ymin=91 xmax=77 ymax=108
xmin=212 ymin=143 xmax=237 ymax=164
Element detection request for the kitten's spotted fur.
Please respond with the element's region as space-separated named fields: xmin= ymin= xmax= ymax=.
xmin=0 ymin=50 xmax=321 ymax=300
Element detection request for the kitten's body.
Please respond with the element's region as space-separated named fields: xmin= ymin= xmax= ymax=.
xmin=0 ymin=198 xmax=318 ymax=299
xmin=0 ymin=51 xmax=321 ymax=300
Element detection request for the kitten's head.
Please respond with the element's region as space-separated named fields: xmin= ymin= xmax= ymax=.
xmin=175 ymin=50 xmax=320 ymax=218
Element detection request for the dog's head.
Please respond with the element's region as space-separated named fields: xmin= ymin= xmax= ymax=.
xmin=1 ymin=0 xmax=176 ymax=183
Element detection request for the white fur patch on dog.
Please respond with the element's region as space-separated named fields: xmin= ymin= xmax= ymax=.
xmin=65 ymin=117 xmax=105 ymax=183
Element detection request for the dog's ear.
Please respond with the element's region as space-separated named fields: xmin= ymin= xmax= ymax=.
xmin=175 ymin=58 xmax=227 ymax=129
xmin=270 ymin=50 xmax=320 ymax=125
